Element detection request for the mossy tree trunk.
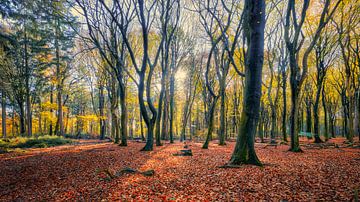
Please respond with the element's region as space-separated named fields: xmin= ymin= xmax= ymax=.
xmin=228 ymin=0 xmax=265 ymax=166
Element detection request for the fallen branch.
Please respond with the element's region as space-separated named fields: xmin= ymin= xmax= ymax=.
xmin=173 ymin=149 xmax=193 ymax=156
xmin=96 ymin=167 xmax=155 ymax=181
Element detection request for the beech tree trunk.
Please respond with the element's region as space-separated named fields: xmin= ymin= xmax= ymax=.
xmin=313 ymin=79 xmax=324 ymax=143
xmin=169 ymin=72 xmax=175 ymax=143
xmin=322 ymin=87 xmax=329 ymax=141
xmin=155 ymin=72 xmax=166 ymax=146
xmin=119 ymin=81 xmax=128 ymax=146
xmin=202 ymin=97 xmax=218 ymax=149
xmin=228 ymin=0 xmax=265 ymax=166
xmin=218 ymin=78 xmax=227 ymax=145
xmin=99 ymin=84 xmax=105 ymax=140
xmin=1 ymin=91 xmax=6 ymax=138
xmin=282 ymin=70 xmax=287 ymax=142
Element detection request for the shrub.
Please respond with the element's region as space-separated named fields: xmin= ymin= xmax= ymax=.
xmin=0 ymin=135 xmax=72 ymax=149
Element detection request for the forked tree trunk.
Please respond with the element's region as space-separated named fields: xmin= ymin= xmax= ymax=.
xmin=202 ymin=97 xmax=218 ymax=149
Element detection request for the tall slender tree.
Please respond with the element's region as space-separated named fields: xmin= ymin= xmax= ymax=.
xmin=227 ymin=0 xmax=266 ymax=166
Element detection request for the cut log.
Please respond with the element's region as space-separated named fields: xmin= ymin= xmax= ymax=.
xmin=173 ymin=149 xmax=193 ymax=156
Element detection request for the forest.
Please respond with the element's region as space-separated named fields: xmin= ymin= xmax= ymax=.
xmin=0 ymin=0 xmax=359 ymax=201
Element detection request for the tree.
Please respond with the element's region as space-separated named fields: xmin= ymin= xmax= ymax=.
xmin=311 ymin=27 xmax=338 ymax=143
xmin=192 ymin=0 xmax=244 ymax=148
xmin=332 ymin=2 xmax=360 ymax=143
xmin=180 ymin=55 xmax=200 ymax=141
xmin=227 ymin=0 xmax=266 ymax=166
xmin=154 ymin=0 xmax=181 ymax=146
xmin=94 ymin=0 xmax=180 ymax=151
xmin=284 ymin=0 xmax=340 ymax=152
xmin=75 ymin=0 xmax=131 ymax=145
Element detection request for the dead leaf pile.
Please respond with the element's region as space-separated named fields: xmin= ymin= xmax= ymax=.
xmin=0 ymin=138 xmax=359 ymax=201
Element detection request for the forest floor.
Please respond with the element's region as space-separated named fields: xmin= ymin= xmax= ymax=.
xmin=0 ymin=138 xmax=359 ymax=201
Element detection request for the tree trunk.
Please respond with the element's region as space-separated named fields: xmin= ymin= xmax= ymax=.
xmin=119 ymin=82 xmax=128 ymax=146
xmin=38 ymin=98 xmax=42 ymax=135
xmin=357 ymin=90 xmax=360 ymax=142
xmin=322 ymin=87 xmax=329 ymax=141
xmin=169 ymin=72 xmax=175 ymax=143
xmin=228 ymin=0 xmax=265 ymax=166
xmin=348 ymin=97 xmax=355 ymax=142
xmin=99 ymin=84 xmax=105 ymax=140
xmin=110 ymin=78 xmax=120 ymax=143
xmin=219 ymin=79 xmax=227 ymax=145
xmin=341 ymin=93 xmax=349 ymax=139
xmin=289 ymin=76 xmax=302 ymax=152
xmin=140 ymin=110 xmax=145 ymax=141
xmin=161 ymin=88 xmax=169 ymax=140
xmin=233 ymin=87 xmax=238 ymax=139
xmin=23 ymin=29 xmax=32 ymax=137
xmin=305 ymin=97 xmax=312 ymax=134
xmin=17 ymin=99 xmax=26 ymax=135
xmin=282 ymin=72 xmax=288 ymax=142
xmin=258 ymin=109 xmax=264 ymax=143
xmin=270 ymin=107 xmax=277 ymax=144
xmin=139 ymin=71 xmax=157 ymax=151
xmin=56 ymin=89 xmax=64 ymax=136
xmin=202 ymin=97 xmax=218 ymax=149
xmin=1 ymin=91 xmax=6 ymax=138
xmin=49 ymin=87 xmax=53 ymax=135
xmin=55 ymin=18 xmax=64 ymax=137
xmin=12 ymin=103 xmax=16 ymax=136
xmin=313 ymin=81 xmax=324 ymax=143
xmin=26 ymin=90 xmax=32 ymax=137
xmin=155 ymin=74 xmax=165 ymax=146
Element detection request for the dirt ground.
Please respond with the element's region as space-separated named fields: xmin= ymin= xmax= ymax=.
xmin=0 ymin=138 xmax=359 ymax=201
